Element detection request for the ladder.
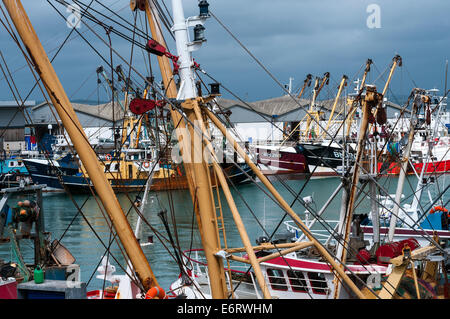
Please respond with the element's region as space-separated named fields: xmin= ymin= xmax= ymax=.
xmin=209 ymin=164 xmax=236 ymax=298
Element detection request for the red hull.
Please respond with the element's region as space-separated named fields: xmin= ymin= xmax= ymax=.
xmin=255 ymin=148 xmax=308 ymax=173
xmin=378 ymin=159 xmax=450 ymax=175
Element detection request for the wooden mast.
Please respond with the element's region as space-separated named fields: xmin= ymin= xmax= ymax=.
xmin=333 ymin=84 xmax=382 ymax=298
xmin=346 ymin=59 xmax=372 ymax=138
xmin=323 ymin=74 xmax=348 ymax=134
xmin=3 ymin=0 xmax=158 ymax=291
xmin=303 ymin=72 xmax=329 ymax=139
xmin=190 ymin=100 xmax=272 ymax=299
xmin=387 ymin=90 xmax=425 ymax=242
xmin=297 ymin=73 xmax=312 ymax=99
xmin=144 ymin=0 xmax=365 ymax=299
xmin=334 ymin=56 xmax=402 ymax=297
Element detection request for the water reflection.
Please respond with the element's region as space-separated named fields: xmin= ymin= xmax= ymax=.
xmin=0 ymin=175 xmax=448 ymax=291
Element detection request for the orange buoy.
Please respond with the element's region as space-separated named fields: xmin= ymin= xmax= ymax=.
xmin=145 ymin=286 xmax=168 ymax=299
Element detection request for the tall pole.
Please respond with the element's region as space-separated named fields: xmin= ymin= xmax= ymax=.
xmin=185 ymin=103 xmax=228 ymax=298
xmin=333 ymin=85 xmax=381 ymax=298
xmin=3 ymin=0 xmax=157 ymax=291
xmin=324 ymin=75 xmax=347 ymax=133
xmin=445 ymin=59 xmax=448 ymax=97
xmin=304 ymin=77 xmax=320 ymax=139
xmin=297 ymin=74 xmax=312 ymax=99
xmin=382 ymin=55 xmax=402 ymax=97
xmin=145 ymin=0 xmax=228 ymax=298
xmin=143 ymin=0 xmax=200 ymax=226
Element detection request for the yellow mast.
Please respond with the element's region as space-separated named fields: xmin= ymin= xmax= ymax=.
xmin=370 ymin=55 xmax=402 ymax=123
xmin=333 ymin=85 xmax=383 ymax=298
xmin=382 ymin=55 xmax=402 ymax=97
xmin=297 ymin=73 xmax=312 ymax=99
xmin=141 ymin=0 xmax=229 ymax=298
xmin=303 ymin=72 xmax=329 ymax=140
xmin=143 ymin=0 xmax=367 ymax=299
xmin=3 ymin=0 xmax=158 ymax=290
xmin=323 ymin=74 xmax=348 ymax=134
xmin=346 ymin=59 xmax=372 ymax=138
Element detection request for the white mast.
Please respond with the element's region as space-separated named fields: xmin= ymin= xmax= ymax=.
xmin=387 ymin=90 xmax=425 ymax=242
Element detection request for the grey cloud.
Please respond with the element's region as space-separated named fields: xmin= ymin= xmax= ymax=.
xmin=0 ymin=0 xmax=448 ymax=103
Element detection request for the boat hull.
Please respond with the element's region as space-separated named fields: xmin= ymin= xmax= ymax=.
xmin=361 ymin=225 xmax=450 ymax=247
xmin=252 ymin=145 xmax=308 ymax=175
xmin=299 ymin=143 xmax=354 ymax=176
xmin=378 ymin=160 xmax=450 ymax=175
xmin=23 ymin=159 xmax=254 ymax=193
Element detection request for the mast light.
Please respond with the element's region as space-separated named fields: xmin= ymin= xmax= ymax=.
xmin=199 ymin=0 xmax=210 ymax=17
xmin=193 ymin=24 xmax=206 ymax=42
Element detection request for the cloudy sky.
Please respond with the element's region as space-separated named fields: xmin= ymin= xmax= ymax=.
xmin=0 ymin=0 xmax=449 ymax=105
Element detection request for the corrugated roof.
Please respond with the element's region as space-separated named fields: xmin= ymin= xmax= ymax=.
xmin=0 ymin=100 xmax=36 ymax=107
xmin=32 ymin=101 xmax=124 ymax=122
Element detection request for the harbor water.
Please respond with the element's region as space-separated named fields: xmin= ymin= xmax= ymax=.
xmin=1 ymin=175 xmax=448 ymax=292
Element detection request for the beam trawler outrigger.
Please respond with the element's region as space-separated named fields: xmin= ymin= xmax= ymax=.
xmin=1 ymin=0 xmax=448 ymax=300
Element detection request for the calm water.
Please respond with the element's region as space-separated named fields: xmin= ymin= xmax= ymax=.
xmin=1 ymin=174 xmax=448 ymax=292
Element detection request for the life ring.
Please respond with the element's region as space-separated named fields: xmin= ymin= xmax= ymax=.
xmin=145 ymin=286 xmax=167 ymax=299
xmin=170 ymin=173 xmax=176 ymax=178
xmin=429 ymin=206 xmax=449 ymax=217
xmin=143 ymin=161 xmax=150 ymax=168
xmin=105 ymin=154 xmax=112 ymax=161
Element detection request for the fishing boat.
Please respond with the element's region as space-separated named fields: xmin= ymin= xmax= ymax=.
xmin=22 ymin=149 xmax=253 ymax=193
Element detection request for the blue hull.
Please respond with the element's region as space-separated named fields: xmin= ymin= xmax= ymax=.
xmin=23 ymin=159 xmax=255 ymax=193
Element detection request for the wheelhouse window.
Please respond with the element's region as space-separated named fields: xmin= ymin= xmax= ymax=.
xmin=307 ymin=272 xmax=328 ymax=295
xmin=287 ymin=270 xmax=308 ymax=293
xmin=266 ymin=268 xmax=287 ymax=291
